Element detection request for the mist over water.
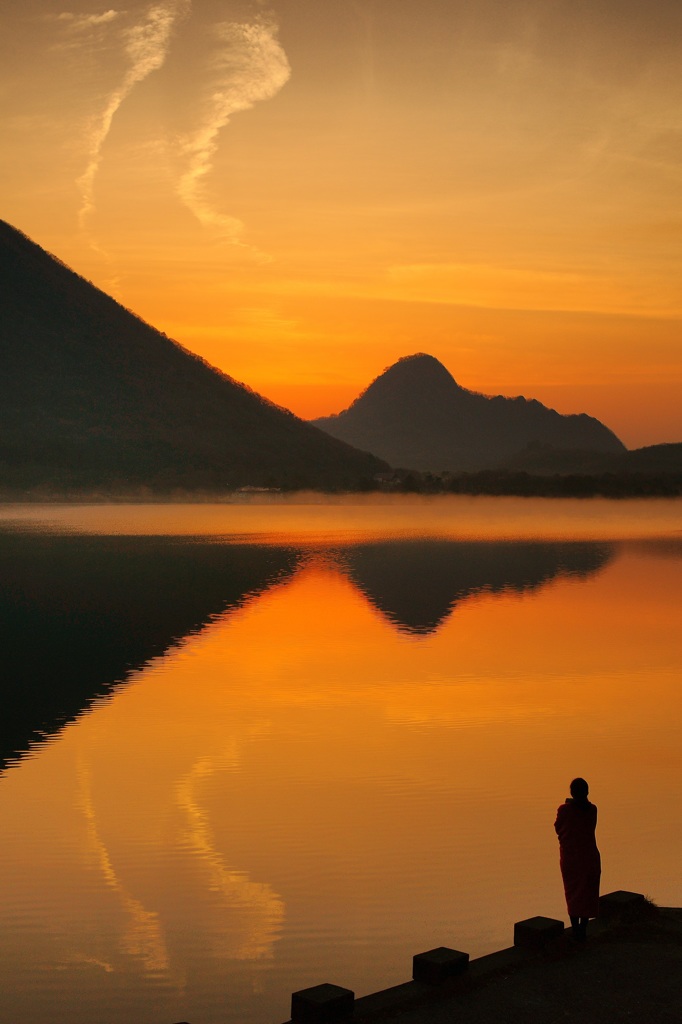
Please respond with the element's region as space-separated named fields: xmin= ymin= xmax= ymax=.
xmin=2 ymin=493 xmax=680 ymax=542
xmin=0 ymin=498 xmax=680 ymax=1024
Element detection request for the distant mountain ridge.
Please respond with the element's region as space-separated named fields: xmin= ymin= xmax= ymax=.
xmin=503 ymin=440 xmax=682 ymax=477
xmin=0 ymin=220 xmax=386 ymax=493
xmin=312 ymin=353 xmax=626 ymax=473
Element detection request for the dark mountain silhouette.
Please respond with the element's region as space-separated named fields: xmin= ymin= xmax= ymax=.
xmin=626 ymin=443 xmax=682 ymax=472
xmin=505 ymin=440 xmax=682 ymax=476
xmin=0 ymin=220 xmax=386 ymax=493
xmin=312 ymin=353 xmax=626 ymax=473
xmin=341 ymin=539 xmax=614 ymax=634
xmin=0 ymin=531 xmax=299 ymax=770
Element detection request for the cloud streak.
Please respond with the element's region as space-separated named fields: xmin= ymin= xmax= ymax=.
xmin=176 ymin=15 xmax=291 ymax=243
xmin=58 ymin=9 xmax=121 ymax=30
xmin=75 ymin=1 xmax=189 ymax=227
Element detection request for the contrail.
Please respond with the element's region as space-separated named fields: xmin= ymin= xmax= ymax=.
xmin=57 ymin=10 xmax=120 ymax=31
xmin=176 ymin=15 xmax=291 ymax=243
xmin=76 ymin=1 xmax=190 ymax=228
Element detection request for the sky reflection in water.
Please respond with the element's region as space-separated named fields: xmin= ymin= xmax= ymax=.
xmin=0 ymin=499 xmax=680 ymax=1024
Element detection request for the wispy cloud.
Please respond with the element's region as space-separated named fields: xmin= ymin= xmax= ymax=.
xmin=57 ymin=9 xmax=121 ymax=31
xmin=176 ymin=15 xmax=291 ymax=243
xmin=75 ymin=1 xmax=190 ymax=227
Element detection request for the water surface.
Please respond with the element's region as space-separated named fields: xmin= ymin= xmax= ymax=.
xmin=0 ymin=498 xmax=680 ymax=1024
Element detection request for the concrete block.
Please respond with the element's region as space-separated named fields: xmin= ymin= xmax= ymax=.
xmin=599 ymin=891 xmax=647 ymax=919
xmin=412 ymin=946 xmax=469 ymax=985
xmin=513 ymin=916 xmax=564 ymax=949
xmin=291 ymin=983 xmax=354 ymax=1023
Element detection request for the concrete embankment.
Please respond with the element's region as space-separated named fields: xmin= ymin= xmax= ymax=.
xmin=284 ymin=891 xmax=682 ymax=1024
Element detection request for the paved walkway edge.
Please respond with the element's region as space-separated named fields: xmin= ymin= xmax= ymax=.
xmin=282 ymin=890 xmax=660 ymax=1023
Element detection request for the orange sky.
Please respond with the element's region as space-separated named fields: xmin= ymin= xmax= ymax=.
xmin=2 ymin=0 xmax=681 ymax=447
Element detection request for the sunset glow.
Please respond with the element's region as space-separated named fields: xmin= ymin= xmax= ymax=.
xmin=1 ymin=537 xmax=680 ymax=1024
xmin=2 ymin=1 xmax=681 ymax=446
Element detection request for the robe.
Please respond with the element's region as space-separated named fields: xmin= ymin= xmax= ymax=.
xmin=554 ymin=798 xmax=601 ymax=918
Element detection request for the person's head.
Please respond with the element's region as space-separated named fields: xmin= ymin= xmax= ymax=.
xmin=570 ymin=777 xmax=589 ymax=802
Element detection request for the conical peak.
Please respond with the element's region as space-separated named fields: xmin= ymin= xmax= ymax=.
xmin=357 ymin=353 xmax=462 ymax=403
xmin=388 ymin=353 xmax=458 ymax=387
xmin=313 ymin=350 xmax=627 ymax=471
xmin=342 ymin=353 xmax=465 ymax=418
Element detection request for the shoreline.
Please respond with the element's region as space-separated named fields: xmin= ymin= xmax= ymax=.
xmin=283 ymin=891 xmax=682 ymax=1023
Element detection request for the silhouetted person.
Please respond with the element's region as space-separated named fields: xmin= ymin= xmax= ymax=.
xmin=554 ymin=777 xmax=601 ymax=941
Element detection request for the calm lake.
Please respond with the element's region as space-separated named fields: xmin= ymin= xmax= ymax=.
xmin=1 ymin=496 xmax=681 ymax=1024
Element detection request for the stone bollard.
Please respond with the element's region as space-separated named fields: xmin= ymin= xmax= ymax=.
xmin=412 ymin=946 xmax=469 ymax=985
xmin=599 ymin=890 xmax=647 ymax=920
xmin=513 ymin=916 xmax=564 ymax=949
xmin=291 ymin=983 xmax=355 ymax=1023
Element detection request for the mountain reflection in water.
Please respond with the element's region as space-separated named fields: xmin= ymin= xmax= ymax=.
xmin=2 ymin=532 xmax=614 ymax=768
xmin=0 ymin=533 xmax=299 ymax=768
xmin=341 ymin=540 xmax=614 ymax=634
xmin=0 ymin=517 xmax=680 ymax=1024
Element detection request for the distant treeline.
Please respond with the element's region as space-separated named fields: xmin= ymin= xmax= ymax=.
xmin=377 ymin=470 xmax=682 ymax=498
xmin=1 ymin=469 xmax=681 ymax=501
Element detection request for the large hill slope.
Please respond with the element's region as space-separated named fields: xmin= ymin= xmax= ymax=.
xmin=0 ymin=221 xmax=385 ymax=493
xmin=313 ymin=353 xmax=626 ymax=473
